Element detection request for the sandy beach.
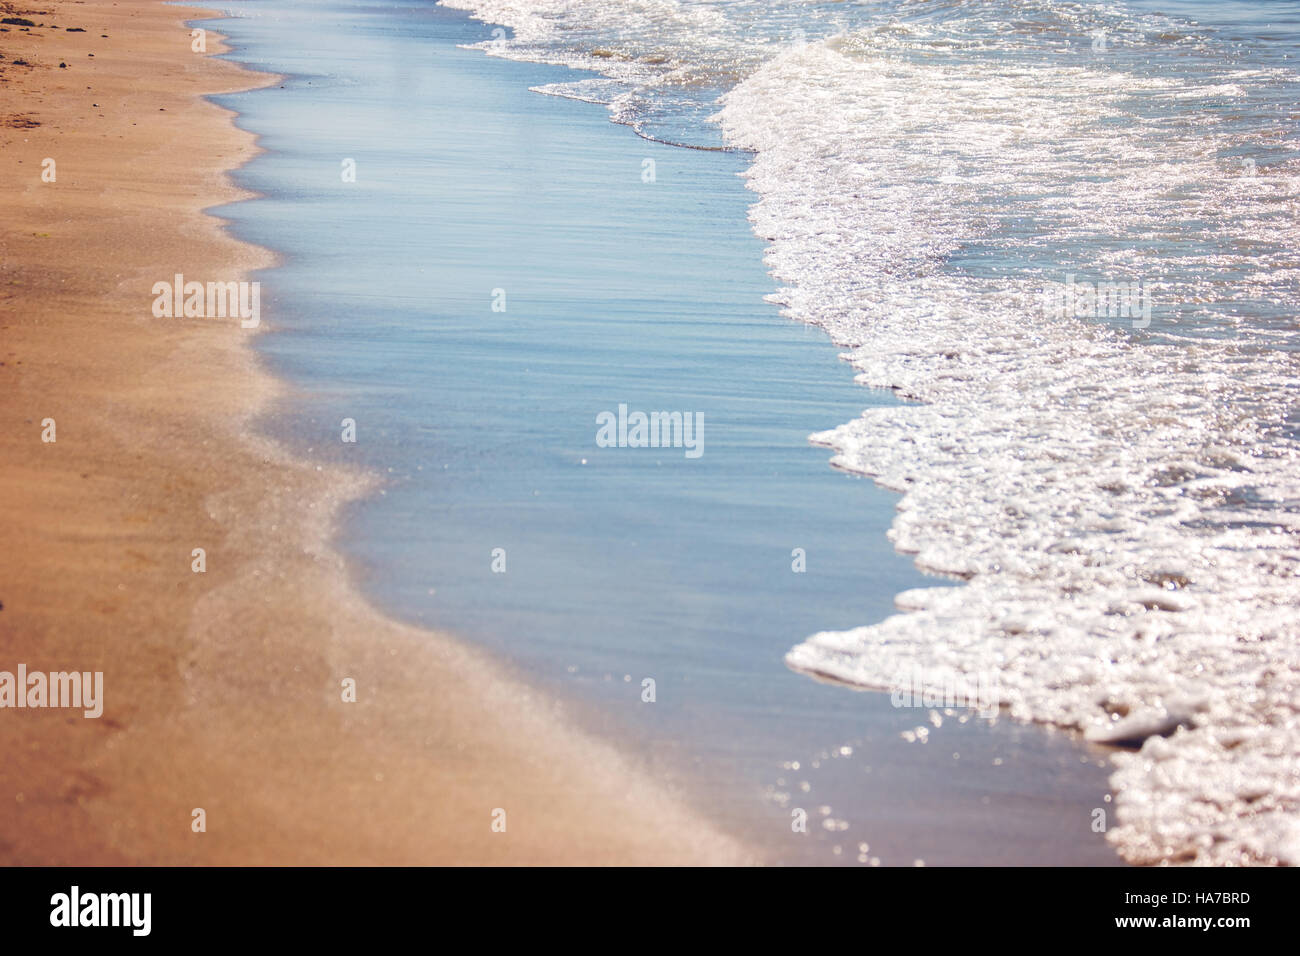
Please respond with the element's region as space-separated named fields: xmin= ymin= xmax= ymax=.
xmin=0 ymin=0 xmax=750 ymax=865
xmin=5 ymin=0 xmax=1293 ymax=875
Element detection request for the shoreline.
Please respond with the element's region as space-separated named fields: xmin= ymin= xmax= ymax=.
xmin=0 ymin=0 xmax=751 ymax=865
xmin=213 ymin=0 xmax=1118 ymax=866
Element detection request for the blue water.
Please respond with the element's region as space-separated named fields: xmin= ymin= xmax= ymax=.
xmin=205 ymin=0 xmax=1121 ymax=864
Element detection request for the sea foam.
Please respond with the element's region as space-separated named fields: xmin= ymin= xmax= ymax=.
xmin=717 ymin=34 xmax=1300 ymax=865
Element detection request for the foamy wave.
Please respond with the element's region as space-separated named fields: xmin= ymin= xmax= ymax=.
xmin=719 ymin=37 xmax=1300 ymax=866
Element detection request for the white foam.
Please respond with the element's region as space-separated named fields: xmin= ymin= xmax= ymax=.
xmin=719 ymin=38 xmax=1300 ymax=866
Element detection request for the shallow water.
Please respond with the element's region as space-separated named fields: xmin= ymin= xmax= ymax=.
xmin=443 ymin=0 xmax=1300 ymax=864
xmin=205 ymin=0 xmax=1121 ymax=864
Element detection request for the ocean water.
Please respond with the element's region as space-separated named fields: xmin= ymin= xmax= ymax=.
xmin=204 ymin=0 xmax=1124 ymax=865
xmin=442 ymin=0 xmax=1300 ymax=864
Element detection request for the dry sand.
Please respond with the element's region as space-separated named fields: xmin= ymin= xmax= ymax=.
xmin=0 ymin=0 xmax=751 ymax=865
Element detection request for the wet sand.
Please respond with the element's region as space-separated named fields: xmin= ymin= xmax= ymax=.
xmin=0 ymin=0 xmax=750 ymax=865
